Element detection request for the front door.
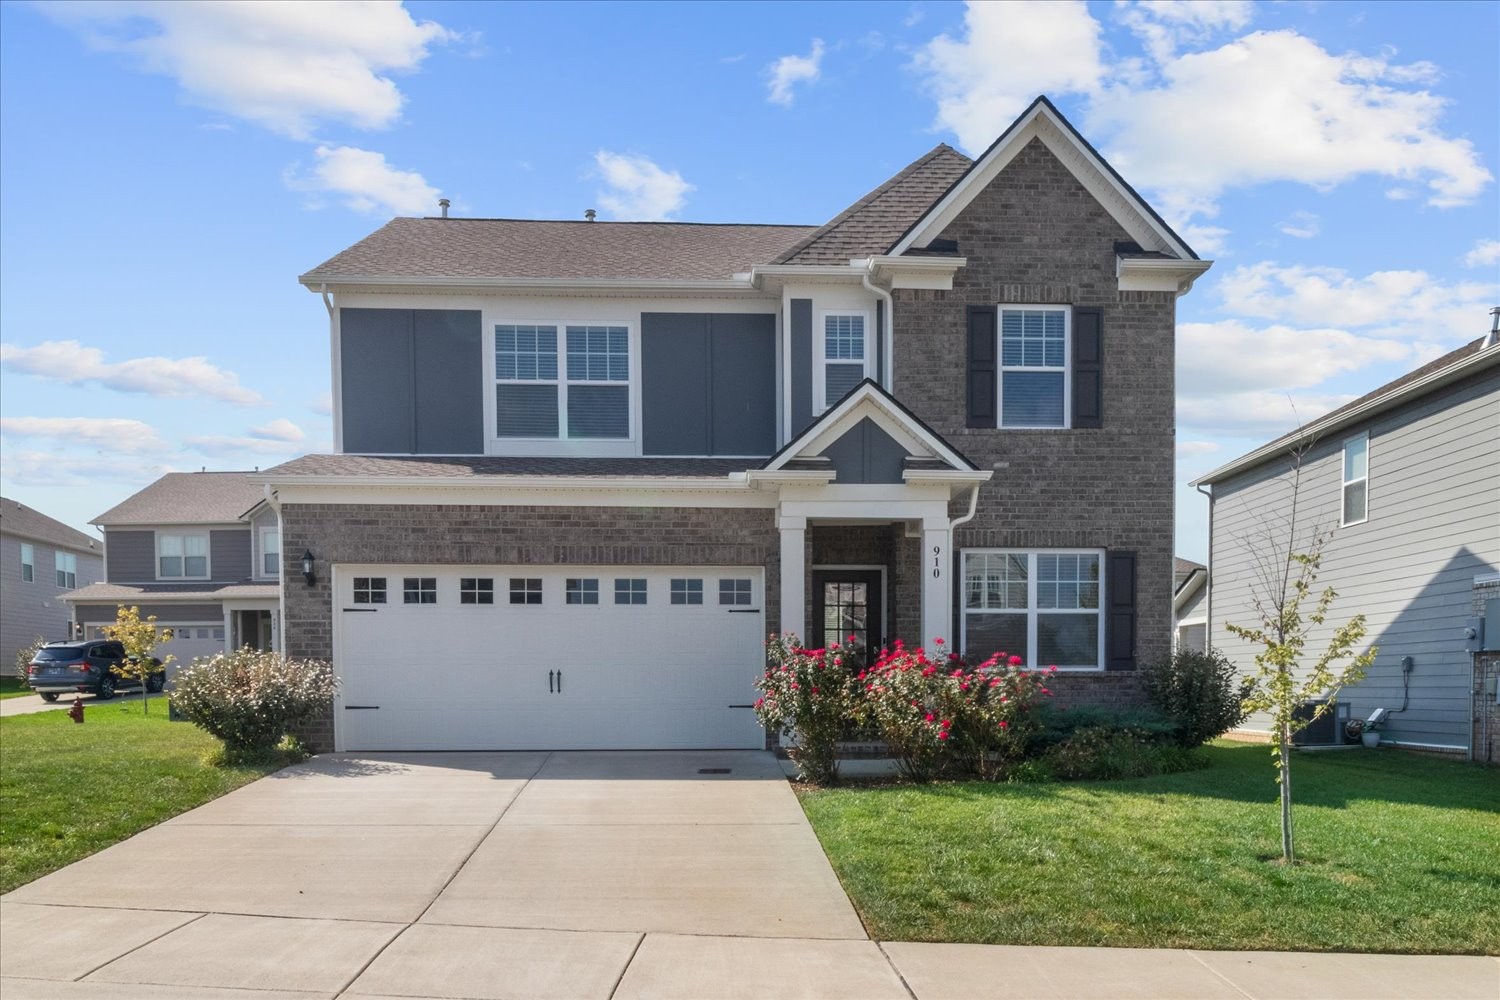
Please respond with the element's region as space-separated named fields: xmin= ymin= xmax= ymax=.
xmin=811 ymin=570 xmax=884 ymax=658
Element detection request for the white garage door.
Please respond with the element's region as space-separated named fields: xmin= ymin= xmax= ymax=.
xmin=334 ymin=565 xmax=767 ymax=751
xmin=87 ymin=623 xmax=224 ymax=682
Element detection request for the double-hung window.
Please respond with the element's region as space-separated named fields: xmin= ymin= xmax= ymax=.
xmin=260 ymin=528 xmax=280 ymax=578
xmin=495 ymin=323 xmax=631 ymax=440
xmin=55 ymin=552 xmax=77 ymax=589
xmin=961 ymin=550 xmax=1103 ymax=669
xmin=20 ymin=543 xmax=34 ymax=583
xmin=159 ymin=533 xmax=208 ymax=579
xmin=1342 ymin=433 xmax=1369 ymax=526
xmin=819 ymin=312 xmax=871 ymax=411
xmin=998 ymin=307 xmax=1069 ymax=428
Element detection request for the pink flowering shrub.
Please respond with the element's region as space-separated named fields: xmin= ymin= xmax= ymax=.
xmin=754 ymin=635 xmax=858 ymax=784
xmin=857 ymin=639 xmax=1054 ymax=781
xmin=172 ymin=647 xmax=337 ymax=757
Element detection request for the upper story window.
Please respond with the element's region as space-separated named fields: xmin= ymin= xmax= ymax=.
xmin=495 ymin=323 xmax=630 ymax=440
xmin=999 ymin=307 xmax=1069 ymax=428
xmin=1342 ymin=433 xmax=1369 ymax=526
xmin=20 ymin=543 xmax=34 ymax=583
xmin=961 ymin=549 xmax=1103 ymax=670
xmin=158 ymin=533 xmax=209 ymax=579
xmin=819 ymin=312 xmax=871 ymax=411
xmin=259 ymin=528 xmax=280 ymax=578
xmin=55 ymin=552 xmax=76 ymax=589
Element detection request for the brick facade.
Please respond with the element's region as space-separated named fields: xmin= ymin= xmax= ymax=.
xmin=892 ymin=137 xmax=1177 ymax=700
xmin=808 ymin=524 xmax=922 ymax=646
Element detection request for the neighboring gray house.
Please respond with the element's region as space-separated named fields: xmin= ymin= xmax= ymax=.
xmin=1 ymin=498 xmax=104 ymax=670
xmin=262 ymin=96 xmax=1212 ymax=753
xmin=1173 ymin=557 xmax=1207 ymax=653
xmin=1194 ymin=333 xmax=1500 ymax=754
xmin=62 ymin=472 xmax=280 ymax=677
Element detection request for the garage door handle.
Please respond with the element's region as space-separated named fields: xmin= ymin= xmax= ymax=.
xmin=548 ymin=669 xmax=554 ymax=693
xmin=342 ymin=608 xmax=378 ymax=613
xmin=729 ymin=703 xmax=754 ymax=709
xmin=344 ymin=705 xmax=379 ymax=710
xmin=726 ymin=608 xmax=761 ymax=614
xmin=557 ymin=669 xmax=563 ymax=693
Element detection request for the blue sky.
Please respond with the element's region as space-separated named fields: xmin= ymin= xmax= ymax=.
xmin=1 ymin=0 xmax=1496 ymax=561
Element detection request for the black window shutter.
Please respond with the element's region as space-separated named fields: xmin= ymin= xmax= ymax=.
xmin=966 ymin=306 xmax=997 ymax=428
xmin=1072 ymin=307 xmax=1103 ymax=429
xmin=1105 ymin=550 xmax=1136 ymax=670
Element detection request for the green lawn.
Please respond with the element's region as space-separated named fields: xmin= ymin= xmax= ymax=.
xmin=799 ymin=742 xmax=1500 ymax=954
xmin=0 ymin=704 xmax=284 ymax=893
xmin=0 ymin=676 xmax=32 ymax=699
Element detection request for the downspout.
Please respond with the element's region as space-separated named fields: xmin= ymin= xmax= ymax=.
xmin=862 ymin=264 xmax=894 ymax=387
xmin=1196 ymin=483 xmax=1214 ymax=651
xmin=264 ymin=485 xmax=285 ymax=655
xmin=320 ymin=283 xmax=342 ymax=453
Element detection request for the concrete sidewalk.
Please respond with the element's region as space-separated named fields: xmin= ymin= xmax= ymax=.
xmin=0 ymin=690 xmax=152 ymax=717
xmin=1 ymin=750 xmax=1494 ymax=999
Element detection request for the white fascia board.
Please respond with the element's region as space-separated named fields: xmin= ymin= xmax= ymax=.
xmin=267 ymin=479 xmax=777 ymax=510
xmin=300 ymin=274 xmax=760 ymax=294
xmin=255 ymin=474 xmax=752 ymax=491
xmin=1117 ymin=257 xmax=1214 ymax=296
xmin=865 ymin=255 xmax=967 ymax=291
xmin=743 ymin=470 xmax=837 ymax=489
xmin=767 ymin=383 xmax=974 ymax=474
xmin=1172 ymin=571 xmax=1206 ymax=613
xmin=1193 ymin=344 xmax=1500 ymax=486
xmin=751 ymin=264 xmax=866 ymax=279
xmin=892 ymin=104 xmax=1195 ymax=261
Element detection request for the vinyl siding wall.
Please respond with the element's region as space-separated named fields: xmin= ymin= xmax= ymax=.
xmin=104 ymin=527 xmax=254 ymax=584
xmin=1 ymin=533 xmax=104 ymax=670
xmin=1209 ymin=367 xmax=1500 ymax=749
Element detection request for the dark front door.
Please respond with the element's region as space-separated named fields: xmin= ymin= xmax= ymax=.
xmin=811 ymin=570 xmax=884 ymax=658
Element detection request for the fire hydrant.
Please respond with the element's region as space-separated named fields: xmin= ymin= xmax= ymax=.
xmin=68 ymin=696 xmax=85 ymax=724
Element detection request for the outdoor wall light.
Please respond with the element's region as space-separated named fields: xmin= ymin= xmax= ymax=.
xmin=301 ymin=550 xmax=316 ymax=587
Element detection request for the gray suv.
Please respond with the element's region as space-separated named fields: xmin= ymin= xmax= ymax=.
xmin=26 ymin=641 xmax=164 ymax=701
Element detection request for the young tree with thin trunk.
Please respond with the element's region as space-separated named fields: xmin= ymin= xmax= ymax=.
xmin=1224 ymin=440 xmax=1377 ymax=864
xmin=103 ymin=605 xmax=174 ymax=714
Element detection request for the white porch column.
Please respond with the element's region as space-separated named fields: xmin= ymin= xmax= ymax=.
xmin=921 ymin=517 xmax=953 ymax=653
xmin=778 ymin=514 xmax=807 ymax=643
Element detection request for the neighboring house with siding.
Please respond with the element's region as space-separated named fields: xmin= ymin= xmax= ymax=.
xmin=1 ymin=498 xmax=104 ymax=670
xmin=261 ymin=95 xmax=1213 ymax=754
xmin=1193 ymin=333 xmax=1500 ymax=753
xmin=61 ymin=472 xmax=280 ymax=678
xmin=1173 ymin=557 xmax=1207 ymax=653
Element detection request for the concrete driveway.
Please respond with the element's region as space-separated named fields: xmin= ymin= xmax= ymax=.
xmin=0 ymin=750 xmax=897 ymax=1000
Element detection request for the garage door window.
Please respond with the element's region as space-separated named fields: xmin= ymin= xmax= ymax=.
xmin=354 ymin=577 xmax=387 ymax=604
xmin=670 ymin=579 xmax=703 ymax=605
xmin=615 ymin=578 xmax=647 ymax=605
xmin=404 ymin=578 xmax=437 ymax=605
xmin=566 ymin=578 xmax=599 ymax=605
xmin=509 ymin=578 xmax=543 ymax=605
xmin=460 ymin=578 xmax=494 ymax=605
xmin=719 ymin=579 xmax=752 ymax=605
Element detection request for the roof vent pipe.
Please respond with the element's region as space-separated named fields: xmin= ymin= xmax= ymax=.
xmin=438 ymin=198 xmax=450 ymax=218
xmin=1487 ymin=306 xmax=1499 ymax=348
xmin=585 ymin=209 xmax=596 ymax=222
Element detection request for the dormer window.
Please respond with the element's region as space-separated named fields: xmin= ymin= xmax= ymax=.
xmin=495 ymin=323 xmax=631 ymax=440
xmin=818 ymin=312 xmax=872 ymax=411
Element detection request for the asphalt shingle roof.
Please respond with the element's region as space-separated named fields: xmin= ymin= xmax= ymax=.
xmin=0 ymin=497 xmax=100 ymax=553
xmin=301 ymin=219 xmax=820 ymax=283
xmin=260 ymin=455 xmax=753 ymax=479
xmin=64 ymin=582 xmax=279 ymax=602
xmin=93 ymin=472 xmax=265 ymax=526
xmin=772 ymin=145 xmax=974 ymax=265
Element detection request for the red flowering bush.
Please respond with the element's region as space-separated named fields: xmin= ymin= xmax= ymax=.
xmin=857 ymin=640 xmax=1054 ymax=781
xmin=754 ymin=634 xmax=859 ymax=784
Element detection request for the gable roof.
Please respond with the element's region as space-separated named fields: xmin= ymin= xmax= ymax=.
xmin=93 ymin=472 xmax=265 ymax=527
xmin=1173 ymin=557 xmax=1206 ymax=589
xmin=1194 ymin=337 xmax=1499 ymax=486
xmin=301 ymin=218 xmax=819 ymax=285
xmin=891 ymin=96 xmax=1198 ymax=262
xmin=0 ymin=497 xmax=100 ymax=554
xmin=771 ymin=145 xmax=974 ymax=265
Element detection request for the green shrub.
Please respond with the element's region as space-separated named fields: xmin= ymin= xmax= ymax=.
xmin=1031 ymin=704 xmax=1179 ymax=752
xmin=1043 ymin=727 xmax=1205 ymax=781
xmin=171 ymin=648 xmax=337 ymax=756
xmin=755 ymin=636 xmax=859 ymax=784
xmin=14 ymin=636 xmax=46 ymax=680
xmin=1142 ymin=647 xmax=1253 ymax=747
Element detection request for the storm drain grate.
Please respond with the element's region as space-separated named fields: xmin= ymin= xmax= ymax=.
xmin=698 ymin=768 xmax=732 ymax=774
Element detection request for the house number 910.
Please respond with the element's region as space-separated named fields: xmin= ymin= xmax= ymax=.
xmin=932 ymin=544 xmax=942 ymax=579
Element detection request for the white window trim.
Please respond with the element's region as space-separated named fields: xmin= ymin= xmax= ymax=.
xmin=996 ymin=304 xmax=1072 ymax=430
xmin=20 ymin=542 xmax=34 ymax=583
xmin=960 ymin=548 xmax=1105 ymax=671
xmin=156 ymin=531 xmax=211 ymax=581
xmin=54 ymin=551 xmax=77 ymax=589
xmin=815 ymin=309 xmax=875 ymax=414
xmin=1341 ymin=431 xmax=1369 ymax=527
xmin=486 ymin=318 xmax=641 ymax=457
xmin=257 ymin=526 xmax=281 ymax=580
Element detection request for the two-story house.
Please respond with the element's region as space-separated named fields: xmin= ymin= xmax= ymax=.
xmin=260 ymin=96 xmax=1211 ymax=753
xmin=1 ymin=497 xmax=104 ymax=669
xmin=1194 ymin=329 xmax=1500 ymax=755
xmin=61 ymin=472 xmax=282 ymax=676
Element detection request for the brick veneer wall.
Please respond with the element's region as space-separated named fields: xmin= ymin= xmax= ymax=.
xmin=281 ymin=502 xmax=779 ymax=751
xmin=809 ymin=524 xmax=922 ymax=646
xmin=892 ymin=136 xmax=1177 ymax=695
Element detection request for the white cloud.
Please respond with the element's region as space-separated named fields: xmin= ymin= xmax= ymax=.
xmin=1216 ymin=262 xmax=1497 ymax=340
xmin=0 ymin=340 xmax=265 ymax=406
xmin=0 ymin=451 xmax=178 ymax=488
xmin=1178 ymin=320 xmax=1414 ymax=396
xmin=182 ymin=435 xmax=302 ymax=456
xmin=1176 ymin=439 xmax=1220 ymax=457
xmin=593 ymin=151 xmax=694 ymax=221
xmin=1463 ymin=238 xmax=1500 ymax=269
xmin=1276 ymin=211 xmax=1319 ymax=239
xmin=249 ymin=418 xmax=305 ymax=443
xmin=914 ymin=1 xmax=1103 ymax=152
xmin=43 ymin=0 xmax=457 ymax=139
xmin=1177 ymin=389 xmax=1356 ymax=439
xmin=286 ymin=145 xmax=440 ymax=216
xmin=0 ymin=416 xmax=166 ymax=453
xmin=1116 ymin=1 xmax=1253 ymax=64
xmin=766 ymin=38 xmax=825 ymax=107
xmin=311 ymin=393 xmax=334 ymax=416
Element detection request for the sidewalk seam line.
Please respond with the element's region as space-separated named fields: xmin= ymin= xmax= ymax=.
xmin=606 ymin=932 xmax=647 ymax=999
xmin=69 ymin=910 xmax=209 ymax=982
xmin=876 ymin=941 xmax=920 ymax=1000
xmin=1187 ymin=950 xmax=1258 ymax=1000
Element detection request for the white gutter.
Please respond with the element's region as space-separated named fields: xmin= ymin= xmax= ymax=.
xmin=264 ymin=485 xmax=286 ymax=656
xmin=250 ymin=473 xmax=759 ymax=493
xmin=1116 ymin=257 xmax=1213 ymax=296
xmin=301 ymin=273 xmax=761 ymax=293
xmin=861 ymin=261 xmax=895 ymax=386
